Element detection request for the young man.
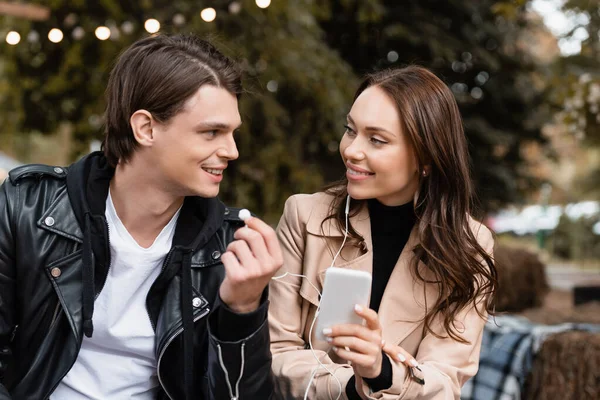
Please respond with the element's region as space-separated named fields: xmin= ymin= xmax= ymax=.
xmin=0 ymin=34 xmax=280 ymax=399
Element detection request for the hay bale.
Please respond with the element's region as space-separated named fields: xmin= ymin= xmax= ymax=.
xmin=524 ymin=331 xmax=600 ymax=400
xmin=495 ymin=245 xmax=549 ymax=312
xmin=520 ymin=299 xmax=600 ymax=325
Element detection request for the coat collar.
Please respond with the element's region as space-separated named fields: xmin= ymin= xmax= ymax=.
xmin=305 ymin=200 xmax=373 ymax=252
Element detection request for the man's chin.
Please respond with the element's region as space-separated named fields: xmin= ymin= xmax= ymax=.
xmin=191 ymin=186 xmax=220 ymax=198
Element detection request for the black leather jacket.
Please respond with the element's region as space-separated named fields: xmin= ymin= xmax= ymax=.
xmin=0 ymin=153 xmax=273 ymax=399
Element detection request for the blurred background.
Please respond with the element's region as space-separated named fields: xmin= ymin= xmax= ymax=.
xmin=0 ymin=0 xmax=599 ymax=398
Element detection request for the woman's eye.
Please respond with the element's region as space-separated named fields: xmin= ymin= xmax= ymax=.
xmin=370 ymin=137 xmax=387 ymax=145
xmin=344 ymin=125 xmax=356 ymax=136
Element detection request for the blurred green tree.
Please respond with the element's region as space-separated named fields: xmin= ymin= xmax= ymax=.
xmin=0 ymin=0 xmax=357 ymax=222
xmin=551 ymin=0 xmax=600 ymax=198
xmin=314 ymin=0 xmax=550 ymax=212
xmin=0 ymin=0 xmax=550 ymax=220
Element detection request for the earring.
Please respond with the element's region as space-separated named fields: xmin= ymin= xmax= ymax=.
xmin=422 ymin=170 xmax=427 ymax=177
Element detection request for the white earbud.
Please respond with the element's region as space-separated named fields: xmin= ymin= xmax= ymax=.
xmin=238 ymin=208 xmax=251 ymax=222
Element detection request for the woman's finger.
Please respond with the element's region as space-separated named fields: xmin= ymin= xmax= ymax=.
xmin=325 ymin=324 xmax=381 ymax=345
xmin=332 ymin=346 xmax=376 ymax=367
xmin=327 ymin=335 xmax=379 ymax=356
xmin=383 ymin=342 xmax=419 ymax=368
xmin=353 ymin=305 xmax=381 ymax=331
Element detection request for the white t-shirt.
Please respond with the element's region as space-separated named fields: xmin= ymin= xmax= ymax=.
xmin=51 ymin=192 xmax=181 ymax=399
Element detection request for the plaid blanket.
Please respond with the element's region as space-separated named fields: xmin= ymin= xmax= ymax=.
xmin=461 ymin=315 xmax=600 ymax=400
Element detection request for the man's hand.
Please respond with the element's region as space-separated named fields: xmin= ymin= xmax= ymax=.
xmin=219 ymin=216 xmax=283 ymax=313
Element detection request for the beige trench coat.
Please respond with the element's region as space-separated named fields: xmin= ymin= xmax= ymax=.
xmin=269 ymin=192 xmax=494 ymax=399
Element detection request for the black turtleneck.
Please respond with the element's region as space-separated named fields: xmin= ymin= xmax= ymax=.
xmin=346 ymin=198 xmax=416 ymax=398
xmin=368 ymin=198 xmax=416 ymax=312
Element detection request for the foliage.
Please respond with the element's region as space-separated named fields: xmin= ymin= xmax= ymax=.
xmin=0 ymin=0 xmax=551 ymax=220
xmin=551 ymin=0 xmax=600 ymax=198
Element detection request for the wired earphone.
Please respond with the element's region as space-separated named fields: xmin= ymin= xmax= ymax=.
xmin=267 ymin=194 xmax=351 ymax=400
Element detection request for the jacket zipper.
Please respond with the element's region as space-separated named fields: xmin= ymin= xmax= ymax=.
xmin=156 ymin=307 xmax=210 ymax=400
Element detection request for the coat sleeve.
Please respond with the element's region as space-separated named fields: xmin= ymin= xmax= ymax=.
xmin=355 ymin=225 xmax=495 ymax=400
xmin=0 ymin=180 xmax=17 ymax=399
xmin=269 ymin=195 xmax=354 ymax=400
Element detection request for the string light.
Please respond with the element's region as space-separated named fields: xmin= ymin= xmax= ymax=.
xmin=229 ymin=2 xmax=242 ymax=14
xmin=201 ymin=8 xmax=217 ymax=22
xmin=95 ymin=26 xmax=111 ymax=40
xmin=256 ymin=0 xmax=271 ymax=8
xmin=6 ymin=31 xmax=21 ymax=45
xmin=144 ymin=18 xmax=160 ymax=33
xmin=72 ymin=27 xmax=85 ymax=40
xmin=48 ymin=28 xmax=64 ymax=43
xmin=121 ymin=21 xmax=134 ymax=35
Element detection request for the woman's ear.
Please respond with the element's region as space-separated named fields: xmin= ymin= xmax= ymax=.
xmin=130 ymin=110 xmax=155 ymax=147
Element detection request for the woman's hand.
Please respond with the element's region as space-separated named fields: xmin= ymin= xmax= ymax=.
xmin=322 ymin=305 xmax=385 ymax=379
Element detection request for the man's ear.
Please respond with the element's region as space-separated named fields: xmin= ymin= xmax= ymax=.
xmin=130 ymin=110 xmax=155 ymax=147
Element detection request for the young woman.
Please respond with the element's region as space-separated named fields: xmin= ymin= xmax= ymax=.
xmin=269 ymin=66 xmax=497 ymax=400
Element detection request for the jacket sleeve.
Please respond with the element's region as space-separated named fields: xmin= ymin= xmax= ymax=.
xmin=355 ymin=225 xmax=495 ymax=400
xmin=269 ymin=196 xmax=354 ymax=400
xmin=0 ymin=180 xmax=17 ymax=399
xmin=206 ymin=292 xmax=274 ymax=400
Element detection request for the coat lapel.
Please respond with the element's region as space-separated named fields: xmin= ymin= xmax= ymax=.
xmin=378 ymin=228 xmax=440 ymax=345
xmin=306 ymin=203 xmax=373 ymax=289
xmin=305 ymin=199 xmax=439 ymax=346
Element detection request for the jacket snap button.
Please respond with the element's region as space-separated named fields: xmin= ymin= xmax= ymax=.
xmin=44 ymin=217 xmax=55 ymax=226
xmin=192 ymin=297 xmax=202 ymax=308
xmin=211 ymin=251 xmax=221 ymax=260
xmin=53 ymin=167 xmax=64 ymax=174
xmin=50 ymin=267 xmax=61 ymax=278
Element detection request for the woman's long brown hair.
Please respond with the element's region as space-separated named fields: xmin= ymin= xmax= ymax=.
xmin=323 ymin=66 xmax=497 ymax=343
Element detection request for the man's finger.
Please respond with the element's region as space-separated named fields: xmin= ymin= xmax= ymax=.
xmin=221 ymin=251 xmax=242 ymax=276
xmin=244 ymin=217 xmax=283 ymax=262
xmin=234 ymin=226 xmax=271 ymax=266
xmin=226 ymin=240 xmax=259 ymax=272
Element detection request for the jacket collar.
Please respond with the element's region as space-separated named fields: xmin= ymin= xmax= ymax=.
xmin=38 ymin=186 xmax=83 ymax=242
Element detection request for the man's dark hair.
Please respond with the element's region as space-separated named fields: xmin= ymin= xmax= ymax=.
xmin=103 ymin=34 xmax=242 ymax=167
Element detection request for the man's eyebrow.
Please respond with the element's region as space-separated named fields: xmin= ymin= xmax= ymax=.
xmin=194 ymin=121 xmax=242 ymax=130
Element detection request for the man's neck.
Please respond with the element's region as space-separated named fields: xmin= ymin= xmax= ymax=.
xmin=109 ymin=162 xmax=184 ymax=248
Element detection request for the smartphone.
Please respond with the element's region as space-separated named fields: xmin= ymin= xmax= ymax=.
xmin=315 ymin=267 xmax=372 ymax=342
